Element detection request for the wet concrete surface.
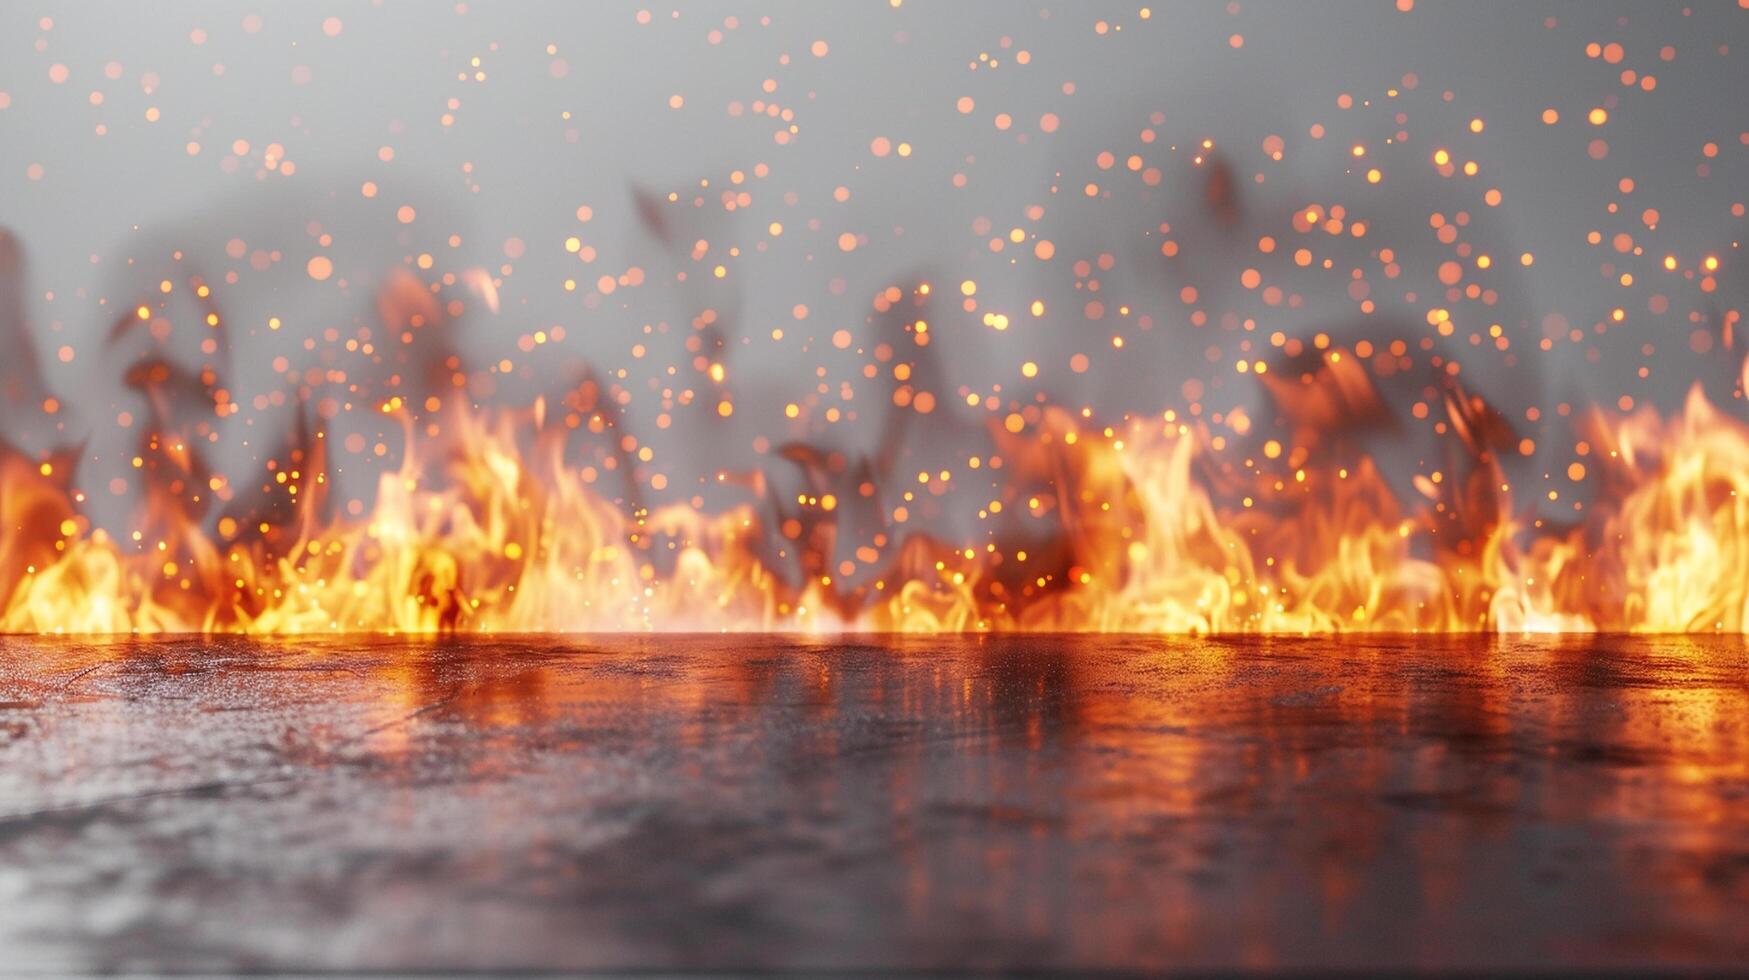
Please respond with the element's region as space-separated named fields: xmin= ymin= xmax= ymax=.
xmin=0 ymin=633 xmax=1745 ymax=973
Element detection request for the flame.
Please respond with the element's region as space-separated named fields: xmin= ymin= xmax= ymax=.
xmin=6 ymin=363 xmax=1749 ymax=633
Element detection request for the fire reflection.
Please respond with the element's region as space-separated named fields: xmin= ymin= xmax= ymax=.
xmin=1 ymin=634 xmax=1745 ymax=966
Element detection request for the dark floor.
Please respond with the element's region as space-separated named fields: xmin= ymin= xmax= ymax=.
xmin=0 ymin=634 xmax=1745 ymax=973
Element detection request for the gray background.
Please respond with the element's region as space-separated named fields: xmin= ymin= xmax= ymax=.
xmin=1 ymin=1 xmax=1745 ymax=548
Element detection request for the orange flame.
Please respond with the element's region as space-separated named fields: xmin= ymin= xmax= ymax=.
xmin=6 ymin=367 xmax=1749 ymax=634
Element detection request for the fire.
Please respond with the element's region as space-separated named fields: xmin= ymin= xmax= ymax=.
xmin=6 ymin=362 xmax=1749 ymax=633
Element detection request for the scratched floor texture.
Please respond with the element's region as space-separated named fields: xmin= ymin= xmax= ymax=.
xmin=0 ymin=634 xmax=1744 ymax=973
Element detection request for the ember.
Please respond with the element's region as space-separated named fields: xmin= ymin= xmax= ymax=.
xmin=4 ymin=4 xmax=1748 ymax=974
xmin=6 ymin=321 xmax=1749 ymax=632
xmin=2 ymin=5 xmax=1746 ymax=635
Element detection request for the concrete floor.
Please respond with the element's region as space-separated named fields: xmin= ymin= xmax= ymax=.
xmin=0 ymin=633 xmax=1745 ymax=973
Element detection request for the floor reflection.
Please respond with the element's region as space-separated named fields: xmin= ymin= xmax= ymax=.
xmin=0 ymin=633 xmax=1744 ymax=971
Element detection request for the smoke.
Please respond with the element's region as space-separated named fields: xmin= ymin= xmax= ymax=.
xmin=1 ymin=1 xmax=1745 ymax=609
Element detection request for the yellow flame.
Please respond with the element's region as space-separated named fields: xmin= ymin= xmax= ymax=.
xmin=5 ymin=383 xmax=1749 ymax=634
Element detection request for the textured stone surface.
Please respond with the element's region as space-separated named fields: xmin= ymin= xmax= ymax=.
xmin=0 ymin=634 xmax=1745 ymax=972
